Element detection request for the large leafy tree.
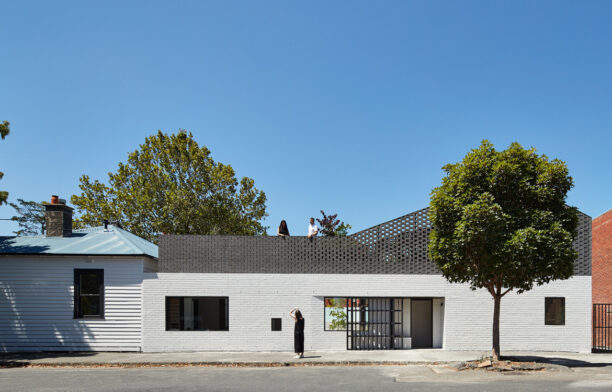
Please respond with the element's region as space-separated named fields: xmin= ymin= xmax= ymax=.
xmin=10 ymin=199 xmax=46 ymax=236
xmin=0 ymin=121 xmax=10 ymax=205
xmin=71 ymin=130 xmax=268 ymax=243
xmin=428 ymin=140 xmax=578 ymax=360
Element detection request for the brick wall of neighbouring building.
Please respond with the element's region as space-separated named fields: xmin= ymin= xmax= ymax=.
xmin=593 ymin=209 xmax=612 ymax=304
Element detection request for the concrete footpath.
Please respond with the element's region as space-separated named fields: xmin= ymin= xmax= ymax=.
xmin=1 ymin=350 xmax=612 ymax=368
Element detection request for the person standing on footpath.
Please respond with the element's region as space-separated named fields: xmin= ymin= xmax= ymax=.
xmin=307 ymin=217 xmax=319 ymax=239
xmin=289 ymin=307 xmax=305 ymax=358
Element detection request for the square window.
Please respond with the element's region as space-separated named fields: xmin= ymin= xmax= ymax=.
xmin=545 ymin=297 xmax=565 ymax=325
xmin=271 ymin=318 xmax=282 ymax=331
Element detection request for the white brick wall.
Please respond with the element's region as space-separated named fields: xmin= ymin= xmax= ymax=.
xmin=142 ymin=273 xmax=591 ymax=353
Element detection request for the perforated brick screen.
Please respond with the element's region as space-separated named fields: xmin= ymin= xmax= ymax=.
xmin=159 ymin=208 xmax=591 ymax=275
xmin=574 ymin=210 xmax=592 ymax=275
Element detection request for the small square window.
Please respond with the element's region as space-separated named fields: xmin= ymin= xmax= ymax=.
xmin=271 ymin=318 xmax=282 ymax=331
xmin=545 ymin=297 xmax=565 ymax=325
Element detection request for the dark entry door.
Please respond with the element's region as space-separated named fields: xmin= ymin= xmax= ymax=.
xmin=411 ymin=299 xmax=433 ymax=348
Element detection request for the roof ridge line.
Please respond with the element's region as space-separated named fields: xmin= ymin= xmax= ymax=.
xmin=110 ymin=226 xmax=146 ymax=255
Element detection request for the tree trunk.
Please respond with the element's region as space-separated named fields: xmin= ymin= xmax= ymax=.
xmin=492 ymin=294 xmax=501 ymax=361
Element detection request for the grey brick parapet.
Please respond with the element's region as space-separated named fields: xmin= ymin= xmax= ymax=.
xmin=574 ymin=210 xmax=592 ymax=275
xmin=159 ymin=208 xmax=592 ymax=275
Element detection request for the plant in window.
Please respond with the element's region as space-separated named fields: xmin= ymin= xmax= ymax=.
xmin=328 ymin=308 xmax=347 ymax=330
xmin=326 ymin=298 xmax=347 ymax=330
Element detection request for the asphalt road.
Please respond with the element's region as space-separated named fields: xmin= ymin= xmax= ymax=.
xmin=1 ymin=366 xmax=612 ymax=392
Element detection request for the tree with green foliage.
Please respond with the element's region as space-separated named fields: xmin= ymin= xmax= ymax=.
xmin=0 ymin=121 xmax=10 ymax=205
xmin=335 ymin=222 xmax=352 ymax=237
xmin=428 ymin=140 xmax=578 ymax=361
xmin=10 ymin=199 xmax=46 ymax=236
xmin=0 ymin=121 xmax=8 ymax=138
xmin=71 ymin=130 xmax=268 ymax=243
xmin=317 ymin=210 xmax=351 ymax=237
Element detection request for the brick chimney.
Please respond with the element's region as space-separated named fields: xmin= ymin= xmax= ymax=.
xmin=44 ymin=195 xmax=73 ymax=237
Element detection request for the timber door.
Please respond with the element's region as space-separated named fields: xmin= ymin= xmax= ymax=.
xmin=411 ymin=299 xmax=433 ymax=348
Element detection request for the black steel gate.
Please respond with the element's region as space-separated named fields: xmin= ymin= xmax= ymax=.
xmin=593 ymin=304 xmax=612 ymax=353
xmin=346 ymin=297 xmax=405 ymax=350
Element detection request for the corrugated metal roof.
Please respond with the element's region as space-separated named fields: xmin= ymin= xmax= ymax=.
xmin=0 ymin=225 xmax=158 ymax=259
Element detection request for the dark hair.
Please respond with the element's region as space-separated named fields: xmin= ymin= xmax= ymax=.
xmin=279 ymin=220 xmax=289 ymax=235
xmin=295 ymin=310 xmax=303 ymax=320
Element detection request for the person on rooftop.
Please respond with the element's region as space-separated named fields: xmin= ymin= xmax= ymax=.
xmin=307 ymin=217 xmax=319 ymax=239
xmin=277 ymin=220 xmax=290 ymax=237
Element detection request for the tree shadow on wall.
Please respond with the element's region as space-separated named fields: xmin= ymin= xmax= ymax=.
xmin=0 ymin=245 xmax=98 ymax=367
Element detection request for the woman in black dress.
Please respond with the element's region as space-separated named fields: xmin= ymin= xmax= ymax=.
xmin=289 ymin=307 xmax=304 ymax=358
xmin=277 ymin=220 xmax=290 ymax=237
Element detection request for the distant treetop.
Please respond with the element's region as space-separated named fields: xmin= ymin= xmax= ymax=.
xmin=71 ymin=130 xmax=268 ymax=243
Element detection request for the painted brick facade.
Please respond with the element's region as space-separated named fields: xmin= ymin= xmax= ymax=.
xmin=593 ymin=209 xmax=612 ymax=304
xmin=144 ymin=207 xmax=592 ymax=353
xmin=142 ymin=273 xmax=591 ymax=353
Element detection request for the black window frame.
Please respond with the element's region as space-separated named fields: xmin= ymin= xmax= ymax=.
xmin=165 ymin=296 xmax=229 ymax=331
xmin=271 ymin=318 xmax=282 ymax=331
xmin=324 ymin=297 xmax=348 ymax=331
xmin=74 ymin=269 xmax=104 ymax=319
xmin=545 ymin=297 xmax=565 ymax=325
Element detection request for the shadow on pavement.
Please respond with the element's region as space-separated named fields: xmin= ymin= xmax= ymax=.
xmin=0 ymin=352 xmax=98 ymax=368
xmin=504 ymin=355 xmax=612 ymax=368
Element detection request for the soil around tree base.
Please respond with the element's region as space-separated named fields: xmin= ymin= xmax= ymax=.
xmin=443 ymin=358 xmax=551 ymax=372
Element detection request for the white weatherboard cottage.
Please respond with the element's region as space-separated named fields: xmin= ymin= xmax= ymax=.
xmin=0 ymin=198 xmax=158 ymax=352
xmin=141 ymin=208 xmax=593 ymax=353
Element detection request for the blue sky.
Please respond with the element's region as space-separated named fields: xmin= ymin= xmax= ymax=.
xmin=1 ymin=1 xmax=611 ymax=236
